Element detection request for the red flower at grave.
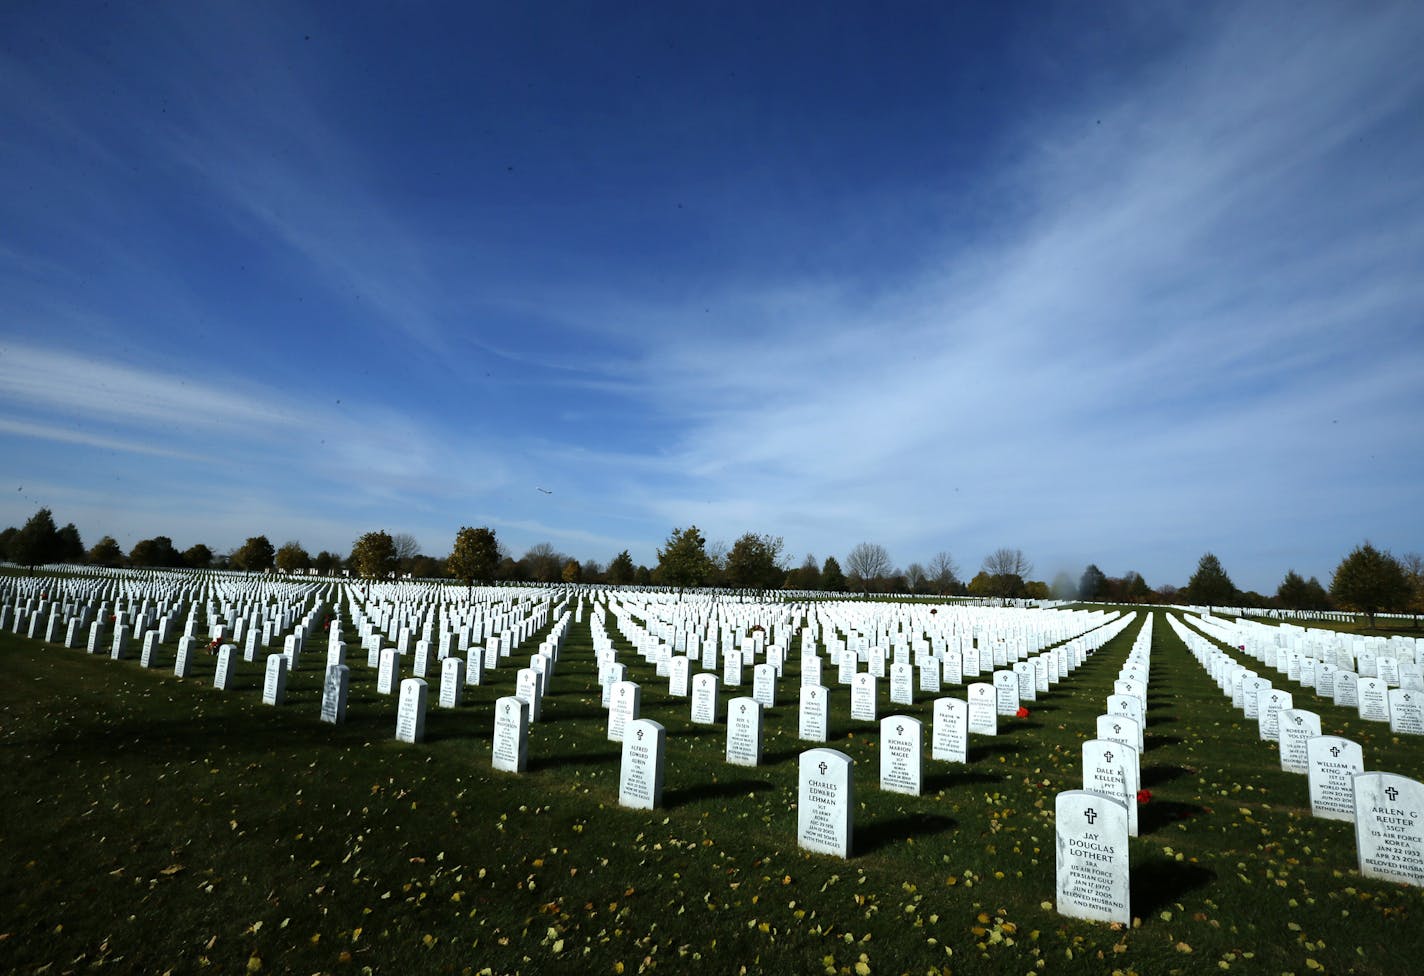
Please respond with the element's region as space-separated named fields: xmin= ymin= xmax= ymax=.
xmin=1015 ymin=707 xmax=1029 ymax=718
xmin=1137 ymin=789 xmax=1152 ymax=804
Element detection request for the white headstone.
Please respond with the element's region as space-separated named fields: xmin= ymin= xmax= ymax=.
xmin=320 ymin=664 xmax=349 ymax=724
xmin=1358 ymin=677 xmax=1390 ymax=722
xmin=213 ymin=645 xmax=236 ymax=690
xmin=799 ymin=684 xmax=829 ymax=742
xmin=607 ymin=680 xmax=641 ymax=742
xmin=377 ymin=648 xmax=399 ymax=694
xmin=465 ymin=647 xmax=485 ymax=686
xmin=1054 ymin=790 xmax=1130 ymax=925
xmin=262 ymin=653 xmax=289 ymax=705
xmin=439 ymin=656 xmax=465 ymax=708
xmin=690 ymin=673 xmax=719 ymax=725
xmin=395 ymin=678 xmax=428 ymax=743
xmin=1353 ymin=771 xmax=1424 ymax=887
xmin=967 ymin=682 xmax=997 ymax=736
xmin=726 ymin=697 xmax=763 ymax=767
xmin=1082 ymin=739 xmax=1140 ymax=837
xmin=850 ymin=673 xmax=877 ymax=723
xmin=931 ymin=697 xmax=967 ymax=763
xmin=618 ymin=719 xmax=666 ymax=810
xmin=1307 ymin=735 xmax=1364 ymax=822
xmin=993 ymin=669 xmax=1019 ymax=715
xmin=492 ymin=696 xmax=530 ymax=773
xmin=798 ymin=748 xmax=854 ymax=859
xmin=139 ymin=631 xmax=161 ymax=669
xmin=174 ymin=636 xmax=194 ymax=678
xmin=889 ymin=662 xmax=914 ymax=706
xmin=752 ymin=662 xmax=777 ymax=709
xmin=1389 ymin=689 xmax=1424 ymax=735
xmin=1277 ymin=708 xmax=1322 ymax=774
xmin=879 ymin=716 xmax=922 ymax=796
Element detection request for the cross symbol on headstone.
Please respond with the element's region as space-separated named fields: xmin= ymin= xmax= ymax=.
xmin=1292 ymin=715 xmax=1302 ymax=725
xmin=1113 ymin=723 xmax=1122 ymax=734
xmin=818 ymin=761 xmax=828 ymax=776
xmin=1085 ymin=808 xmax=1097 ymax=824
xmin=1386 ymin=786 xmax=1400 ymax=801
xmin=740 ymin=703 xmax=747 ymax=714
xmin=1330 ymin=746 xmax=1340 ymax=757
xmin=636 ymin=729 xmax=644 ymax=741
xmin=1104 ymin=750 xmax=1114 ymax=762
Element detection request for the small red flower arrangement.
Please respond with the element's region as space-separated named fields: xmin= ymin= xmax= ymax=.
xmin=1015 ymin=706 xmax=1030 ymax=718
xmin=1137 ymin=789 xmax=1152 ymax=804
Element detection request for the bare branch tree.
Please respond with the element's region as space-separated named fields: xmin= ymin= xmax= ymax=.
xmin=982 ymin=547 xmax=1032 ymax=579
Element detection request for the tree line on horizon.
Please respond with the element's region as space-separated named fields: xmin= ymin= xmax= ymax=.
xmin=2 ymin=507 xmax=1420 ymax=624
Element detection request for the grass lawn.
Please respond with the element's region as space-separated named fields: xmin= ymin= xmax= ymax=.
xmin=1 ymin=603 xmax=1421 ymax=976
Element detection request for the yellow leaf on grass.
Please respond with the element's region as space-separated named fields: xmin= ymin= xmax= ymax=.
xmin=246 ymin=956 xmax=262 ymax=973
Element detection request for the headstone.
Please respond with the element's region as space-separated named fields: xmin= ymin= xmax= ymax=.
xmin=1386 ymin=688 xmax=1422 ymax=735
xmin=607 ymin=680 xmax=641 ymax=742
xmin=850 ymin=673 xmax=877 ymax=723
xmin=1307 ymin=735 xmax=1365 ymax=822
xmin=669 ymin=655 xmax=690 ymax=698
xmin=516 ymin=667 xmax=542 ymax=722
xmin=799 ymin=684 xmax=829 ymax=742
xmin=726 ymin=697 xmax=763 ymax=767
xmin=967 ymin=682 xmax=998 ymax=736
xmin=395 ymin=678 xmax=428 ymax=743
xmin=931 ymin=697 xmax=967 ymax=763
xmin=993 ymin=669 xmax=1019 ymax=715
xmin=1277 ymin=708 xmax=1322 ymax=774
xmin=1358 ymin=677 xmax=1390 ymax=722
xmin=326 ymin=641 xmax=345 ymax=670
xmin=413 ymin=639 xmax=431 ymax=678
xmin=1257 ymin=688 xmax=1293 ymax=742
xmin=690 ymin=673 xmax=719 ymax=725
xmin=262 ymin=653 xmax=289 ymax=705
xmin=439 ymin=656 xmax=465 ymax=708
xmin=110 ymin=624 xmax=130 ymax=660
xmin=140 ymin=631 xmax=161 ymax=669
xmin=174 ymin=636 xmax=195 ymax=678
xmin=465 ymin=648 xmax=484 ymax=686
xmin=752 ymin=663 xmax=777 ymax=709
xmin=1352 ymin=772 xmax=1424 ymax=887
xmin=618 ymin=719 xmax=666 ymax=810
xmin=377 ymin=648 xmax=399 ymax=695
xmin=1054 ymin=790 xmax=1130 ymax=925
xmin=320 ymin=664 xmax=349 ymax=724
xmin=1334 ymin=671 xmax=1360 ymax=708
xmin=1096 ymin=714 xmax=1141 ymax=754
xmin=492 ymin=696 xmax=529 ymax=773
xmin=798 ymin=748 xmax=854 ymax=859
xmin=1082 ymin=739 xmax=1140 ymax=836
xmin=889 ymin=662 xmax=914 ymax=706
xmin=879 ymin=716 xmax=922 ymax=795
xmin=86 ymin=620 xmax=105 ymax=655
xmin=213 ymin=645 xmax=236 ymax=690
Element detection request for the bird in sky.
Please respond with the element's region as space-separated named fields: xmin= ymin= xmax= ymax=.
xmin=536 ymin=487 xmax=553 ymax=494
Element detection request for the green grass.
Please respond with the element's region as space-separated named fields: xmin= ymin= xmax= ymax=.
xmin=1 ymin=605 xmax=1421 ymax=976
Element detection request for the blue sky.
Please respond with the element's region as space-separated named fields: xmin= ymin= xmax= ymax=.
xmin=2 ymin=1 xmax=1421 ymax=591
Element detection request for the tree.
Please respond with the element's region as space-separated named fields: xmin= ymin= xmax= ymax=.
xmin=606 ymin=549 xmax=636 ymax=585
xmin=87 ymin=535 xmax=124 ymax=568
xmin=11 ymin=508 xmax=61 ymax=570
xmin=905 ymin=562 xmax=928 ymax=593
xmin=129 ymin=536 xmax=182 ymax=568
xmin=580 ymin=559 xmax=603 ymax=583
xmin=1023 ymin=580 xmax=1052 ymax=600
xmin=448 ymin=526 xmax=500 ymax=586
xmin=350 ymin=530 xmax=397 ymax=578
xmin=231 ymin=535 xmax=276 ymax=572
xmin=982 ymin=547 xmax=1032 ymax=579
xmin=820 ymin=555 xmax=846 ymax=592
xmin=927 ymin=551 xmax=960 ymax=595
xmin=633 ymin=565 xmax=652 ymax=586
xmin=1122 ymin=571 xmax=1153 ymax=603
xmin=656 ymin=526 xmax=713 ymax=589
xmin=1276 ymin=570 xmax=1330 ymax=611
xmin=786 ymin=553 xmax=821 ymax=591
xmin=561 ymin=559 xmax=582 ymax=583
xmin=725 ymin=532 xmax=786 ymax=592
xmin=409 ymin=555 xmax=442 ymax=578
xmin=1051 ymin=571 xmax=1077 ymax=600
xmin=1331 ymin=541 xmax=1410 ymax=627
xmin=0 ymin=526 xmax=17 ymax=561
xmin=392 ymin=533 xmax=420 ymax=563
xmin=966 ymin=571 xmax=995 ymax=597
xmin=1403 ymin=552 xmax=1424 ymax=627
xmin=1079 ymin=564 xmax=1107 ymax=601
xmin=55 ymin=523 xmax=84 ymax=562
xmin=313 ymin=550 xmax=342 ymax=573
xmin=1185 ymin=552 xmax=1236 ymax=608
xmin=845 ymin=543 xmax=892 ymax=590
xmin=275 ymin=540 xmax=311 ymax=573
xmin=183 ymin=543 xmax=213 ymax=569
xmin=521 ymin=542 xmax=565 ymax=583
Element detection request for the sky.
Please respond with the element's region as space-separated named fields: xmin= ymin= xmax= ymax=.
xmin=1 ymin=1 xmax=1421 ymax=592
